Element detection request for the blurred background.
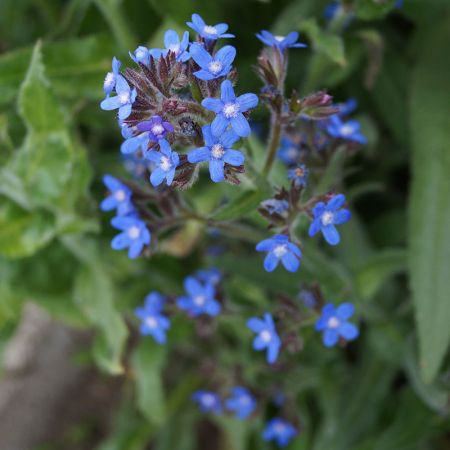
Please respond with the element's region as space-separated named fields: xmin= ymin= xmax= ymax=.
xmin=0 ymin=0 xmax=449 ymax=449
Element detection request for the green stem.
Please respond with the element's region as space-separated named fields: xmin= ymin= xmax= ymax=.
xmin=262 ymin=111 xmax=282 ymax=176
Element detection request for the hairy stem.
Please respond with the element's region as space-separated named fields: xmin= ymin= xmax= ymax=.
xmin=262 ymin=111 xmax=282 ymax=176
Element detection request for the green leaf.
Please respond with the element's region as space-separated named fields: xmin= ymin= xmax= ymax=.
xmin=73 ymin=256 xmax=128 ymax=374
xmin=211 ymin=190 xmax=268 ymax=221
xmin=300 ymin=18 xmax=346 ymax=66
xmin=409 ymin=14 xmax=450 ymax=382
xmin=355 ymin=0 xmax=397 ymax=20
xmin=132 ymin=341 xmax=167 ymax=425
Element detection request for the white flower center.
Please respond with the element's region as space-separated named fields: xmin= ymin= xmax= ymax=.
xmin=168 ymin=44 xmax=180 ymax=54
xmin=128 ymin=225 xmax=141 ymax=239
xmin=340 ymin=124 xmax=354 ymax=136
xmin=223 ymin=102 xmax=240 ymax=118
xmin=194 ymin=295 xmax=206 ymax=306
xmin=104 ymin=72 xmax=114 ymax=86
xmin=287 ymin=147 xmax=297 ymax=159
xmin=208 ymin=60 xmax=223 ymax=74
xmin=203 ymin=25 xmax=218 ymax=35
xmin=145 ymin=316 xmax=158 ymax=328
xmin=202 ymin=394 xmax=215 ymax=406
xmin=160 ymin=156 xmax=172 ymax=172
xmin=274 ymin=423 xmax=286 ymax=433
xmin=275 ymin=35 xmax=285 ymax=42
xmin=240 ymin=396 xmax=250 ymax=405
xmin=321 ymin=211 xmax=334 ymax=226
xmin=119 ymin=91 xmax=130 ymax=104
xmin=327 ymin=316 xmax=340 ymax=329
xmin=151 ymin=124 xmax=164 ymax=136
xmin=260 ymin=330 xmax=272 ymax=343
xmin=273 ymin=244 xmax=287 ymax=258
xmin=114 ymin=190 xmax=126 ymax=202
xmin=211 ymin=144 xmax=225 ymax=159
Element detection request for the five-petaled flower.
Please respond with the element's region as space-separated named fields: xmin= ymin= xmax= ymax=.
xmin=134 ymin=292 xmax=170 ymax=344
xmin=325 ymin=115 xmax=367 ymax=144
xmin=100 ymin=175 xmax=133 ymax=216
xmin=188 ymin=125 xmax=245 ymax=182
xmin=192 ymin=390 xmax=222 ymax=413
xmin=256 ymin=30 xmax=307 ymax=50
xmin=111 ymin=216 xmax=151 ymax=259
xmin=177 ymin=276 xmax=221 ymax=317
xmin=308 ymin=194 xmax=351 ymax=245
xmin=103 ymin=57 xmax=121 ymax=96
xmin=100 ymin=75 xmax=137 ymax=120
xmin=190 ymin=43 xmax=236 ymax=80
xmin=129 ymin=45 xmax=150 ymax=65
xmin=247 ymin=313 xmax=281 ymax=364
xmin=137 ymin=115 xmax=174 ymax=142
xmin=277 ymin=136 xmax=302 ymax=166
xmin=262 ymin=418 xmax=298 ymax=448
xmin=288 ymin=164 xmax=309 ymax=187
xmin=315 ymin=303 xmax=359 ymax=347
xmin=150 ymin=30 xmax=191 ymax=62
xmin=145 ymin=140 xmax=179 ymax=187
xmin=256 ymin=234 xmax=302 ymax=272
xmin=202 ymin=79 xmax=258 ymax=137
xmin=187 ymin=13 xmax=235 ymax=40
xmin=225 ymin=386 xmax=257 ymax=420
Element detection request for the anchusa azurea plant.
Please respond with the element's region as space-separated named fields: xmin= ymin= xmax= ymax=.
xmin=100 ymin=13 xmax=367 ymax=446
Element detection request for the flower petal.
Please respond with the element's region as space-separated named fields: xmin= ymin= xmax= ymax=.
xmin=164 ymin=29 xmax=180 ymax=48
xmin=190 ymin=43 xmax=212 ymax=68
xmin=202 ymin=98 xmax=224 ymax=113
xmin=328 ymin=194 xmax=346 ymax=210
xmin=308 ymin=218 xmax=322 ymax=237
xmin=223 ymin=149 xmax=245 ymax=166
xmin=334 ymin=209 xmax=351 ymax=224
xmin=111 ymin=233 xmax=129 ymax=250
xmin=100 ymin=96 xmax=121 ymax=111
xmin=188 ymin=146 xmax=211 ymax=163
xmin=220 ymin=79 xmax=236 ymax=102
xmin=220 ymin=128 xmax=240 ymax=148
xmin=339 ymin=322 xmax=359 ymax=341
xmin=215 ymin=45 xmax=236 ymax=67
xmin=247 ymin=318 xmax=266 ymax=332
xmin=322 ymin=224 xmax=340 ymax=245
xmin=323 ymin=329 xmax=339 ymax=347
xmin=211 ymin=113 xmax=229 ymax=137
xmin=209 ymin=159 xmax=225 ymax=182
xmin=336 ymin=303 xmax=354 ymax=320
xmin=237 ymin=93 xmax=259 ymax=112
xmin=263 ymin=252 xmax=279 ymax=272
xmin=150 ymin=168 xmax=166 ymax=186
xmin=281 ymin=252 xmax=300 ymax=272
xmin=231 ymin=113 xmax=251 ymax=137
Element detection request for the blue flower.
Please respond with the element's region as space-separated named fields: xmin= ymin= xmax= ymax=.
xmin=262 ymin=418 xmax=298 ymax=448
xmin=103 ymin=57 xmax=121 ymax=96
xmin=120 ymin=132 xmax=150 ymax=155
xmin=323 ymin=1 xmax=341 ymax=21
xmin=190 ymin=43 xmax=236 ymax=80
xmin=288 ymin=164 xmax=309 ymax=187
xmin=187 ymin=14 xmax=235 ymax=40
xmin=277 ymin=136 xmax=302 ymax=165
xmin=129 ymin=45 xmax=150 ymax=65
xmin=195 ymin=268 xmax=221 ymax=286
xmin=201 ymin=80 xmax=258 ymax=137
xmin=192 ymin=390 xmax=222 ymax=413
xmin=111 ymin=216 xmax=151 ymax=259
xmin=150 ymin=30 xmax=191 ymax=62
xmin=247 ymin=313 xmax=281 ymax=364
xmin=100 ymin=175 xmax=133 ymax=216
xmin=325 ymin=115 xmax=367 ymax=144
xmin=145 ymin=140 xmax=179 ymax=187
xmin=338 ymin=98 xmax=357 ymax=116
xmin=315 ymin=303 xmax=359 ymax=347
xmin=298 ymin=289 xmax=316 ymax=309
xmin=177 ymin=276 xmax=221 ymax=317
xmin=188 ymin=125 xmax=244 ymax=182
xmin=225 ymin=386 xmax=256 ymax=420
xmin=308 ymin=194 xmax=351 ymax=245
xmin=137 ymin=115 xmax=174 ymax=141
xmin=256 ymin=235 xmax=302 ymax=272
xmin=260 ymin=199 xmax=289 ymax=216
xmin=100 ymin=75 xmax=137 ymax=120
xmin=135 ymin=292 xmax=170 ymax=344
xmin=256 ymin=30 xmax=307 ymax=50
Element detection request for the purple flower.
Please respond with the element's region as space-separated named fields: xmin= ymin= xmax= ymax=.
xmin=325 ymin=115 xmax=367 ymax=144
xmin=315 ymin=303 xmax=359 ymax=347
xmin=145 ymin=140 xmax=179 ymax=187
xmin=190 ymin=43 xmax=236 ymax=80
xmin=192 ymin=390 xmax=222 ymax=413
xmin=247 ymin=313 xmax=281 ymax=364
xmin=150 ymin=30 xmax=190 ymax=62
xmin=111 ymin=216 xmax=151 ymax=259
xmin=225 ymin=386 xmax=256 ymax=420
xmin=188 ymin=124 xmax=244 ymax=182
xmin=187 ymin=14 xmax=234 ymax=40
xmin=103 ymin=57 xmax=121 ymax=96
xmin=100 ymin=75 xmax=137 ymax=120
xmin=262 ymin=418 xmax=298 ymax=448
xmin=308 ymin=194 xmax=351 ymax=245
xmin=129 ymin=46 xmax=150 ymax=65
xmin=137 ymin=115 xmax=174 ymax=142
xmin=177 ymin=276 xmax=221 ymax=317
xmin=100 ymin=175 xmax=133 ymax=216
xmin=256 ymin=234 xmax=302 ymax=272
xmin=256 ymin=30 xmax=307 ymax=50
xmin=288 ymin=164 xmax=309 ymax=187
xmin=201 ymin=80 xmax=258 ymax=137
xmin=135 ymin=292 xmax=170 ymax=344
